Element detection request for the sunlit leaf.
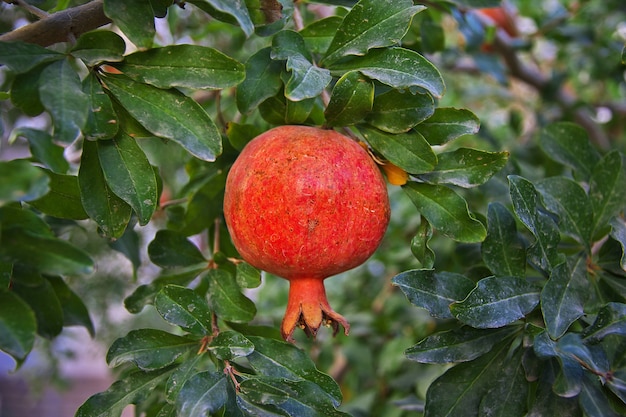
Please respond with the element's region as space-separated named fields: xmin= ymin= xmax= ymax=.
xmin=207 ymin=330 xmax=254 ymax=360
xmin=419 ymin=148 xmax=509 ymax=188
xmin=416 ymin=107 xmax=480 ymax=145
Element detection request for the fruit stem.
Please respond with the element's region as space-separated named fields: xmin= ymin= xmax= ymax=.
xmin=281 ymin=277 xmax=350 ymax=342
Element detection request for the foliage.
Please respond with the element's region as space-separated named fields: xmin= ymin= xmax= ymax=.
xmin=0 ymin=0 xmax=625 ymax=416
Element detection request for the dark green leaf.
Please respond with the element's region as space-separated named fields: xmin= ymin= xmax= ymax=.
xmin=478 ymin=347 xmax=528 ymax=417
xmin=148 ymin=230 xmax=207 ymax=268
xmin=116 ymin=45 xmax=245 ymax=89
xmin=165 ymin=353 xmax=207 ymax=403
xmin=193 ymin=0 xmax=254 ymax=36
xmin=236 ymin=47 xmax=283 ymax=114
xmin=508 ymin=175 xmax=564 ymax=272
xmin=30 ymin=170 xmax=89 ymax=220
xmin=240 ymin=377 xmax=350 ymax=417
xmin=420 ymin=148 xmax=509 ymax=188
xmin=583 ymin=302 xmax=626 ymax=342
xmin=450 ymin=276 xmax=540 ymax=328
xmin=83 ymin=72 xmax=119 ymax=140
xmin=365 ymin=90 xmax=434 ymax=134
xmin=271 ymin=29 xmax=310 ymax=60
xmin=539 ymin=122 xmax=600 ymax=180
xmin=580 ymin=374 xmax=623 ymax=417
xmin=71 ymin=30 xmax=126 ymax=66
xmin=247 ymin=336 xmax=343 ymax=405
xmin=536 ymin=176 xmax=593 ymax=248
xmin=107 ymin=329 xmax=196 ymax=371
xmin=76 ymin=367 xmax=174 ymax=417
xmin=410 ymin=219 xmax=435 ymax=269
xmin=527 ymin=359 xmax=582 ymax=417
xmin=285 ymin=97 xmax=316 ymax=124
xmin=406 ymin=326 xmax=520 ymax=364
xmin=78 ymin=139 xmax=132 ymax=238
xmin=609 ymin=217 xmax=626 ymax=272
xmin=392 ymin=269 xmax=475 ymax=319
xmin=97 ymin=132 xmax=158 ymax=225
xmin=205 ymin=268 xmax=256 ymax=323
xmin=322 ymin=0 xmax=425 ymax=65
xmin=208 ymin=330 xmax=254 ymax=360
xmin=402 ymin=182 xmax=486 ymax=242
xmin=324 ymin=71 xmax=373 ymax=126
xmin=541 ymin=256 xmax=588 ymax=339
xmin=607 ymin=369 xmax=626 ymax=405
xmin=155 ymin=285 xmax=213 ymax=335
xmin=0 ymin=205 xmax=52 ymax=236
xmin=181 ymin=169 xmax=227 ymax=236
xmin=103 ymin=0 xmax=155 ymax=49
xmin=0 ymin=41 xmax=63 ymax=73
xmin=424 ymin=341 xmax=511 ymax=417
xmin=0 ymin=159 xmax=49 ymax=204
xmin=300 ymin=16 xmax=343 ymax=54
xmin=12 ymin=276 xmax=63 ymax=339
xmin=9 ymin=128 xmax=68 ymax=173
xmin=330 ymin=47 xmax=444 ymax=98
xmin=9 ymin=65 xmax=45 ymax=116
xmin=109 ymin=226 xmax=142 ymax=279
xmin=176 ymin=371 xmax=229 ymax=416
xmin=589 ymin=150 xmax=626 ymax=236
xmin=0 ymin=290 xmax=36 ymax=363
xmin=39 ymin=59 xmax=89 ymax=144
xmin=481 ymin=202 xmax=526 ymax=277
xmin=47 ymin=276 xmax=95 ymax=337
xmin=357 ymin=126 xmax=436 ymax=174
xmin=226 ymin=122 xmax=264 ymax=151
xmin=284 ymin=54 xmax=331 ymax=101
xmin=416 ymin=107 xmax=481 ymax=145
xmin=102 ymin=74 xmax=222 ymax=161
xmin=235 ymin=262 xmax=261 ymax=289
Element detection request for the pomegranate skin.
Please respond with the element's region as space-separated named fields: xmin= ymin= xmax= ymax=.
xmin=223 ymin=125 xmax=390 ymax=340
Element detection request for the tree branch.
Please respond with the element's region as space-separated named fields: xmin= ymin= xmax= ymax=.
xmin=0 ymin=0 xmax=110 ymax=47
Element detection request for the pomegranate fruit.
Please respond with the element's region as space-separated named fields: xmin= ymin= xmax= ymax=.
xmin=223 ymin=125 xmax=390 ymax=341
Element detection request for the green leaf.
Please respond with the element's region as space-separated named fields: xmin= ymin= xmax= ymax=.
xmin=424 ymin=340 xmax=511 ymax=417
xmin=12 ymin=276 xmax=64 ymax=339
xmin=1 ymin=229 xmax=94 ymax=276
xmin=155 ymin=285 xmax=213 ymax=335
xmin=97 ymin=132 xmax=158 ymax=225
xmin=239 ymin=377 xmax=350 ymax=417
xmin=47 ymin=276 xmax=95 ymax=337
xmin=116 ymin=45 xmax=245 ymax=90
xmin=589 ymin=150 xmax=626 ymax=237
xmin=0 ymin=205 xmax=52 ymax=236
xmin=181 ymin=169 xmax=227 ymax=236
xmin=402 ymin=182 xmax=486 ymax=242
xmin=102 ymin=74 xmax=222 ymax=161
xmin=30 ymin=170 xmax=89 ymax=220
xmin=406 ymin=326 xmax=520 ymax=364
xmin=300 ymin=16 xmax=343 ymax=54
xmin=478 ymin=347 xmax=528 ymax=417
xmin=76 ymin=367 xmax=174 ymax=417
xmin=0 ymin=159 xmax=49 ymax=204
xmin=176 ymin=371 xmax=229 ymax=416
xmin=450 ymin=276 xmax=540 ymax=328
xmin=235 ymin=262 xmax=262 ymax=289
xmin=0 ymin=41 xmax=63 ymax=73
xmin=508 ymin=175 xmax=564 ymax=272
xmin=481 ymin=202 xmax=526 ymax=278
xmin=82 ymin=72 xmax=119 ymax=140
xmin=39 ymin=59 xmax=89 ymax=144
xmin=0 ymin=290 xmax=36 ymax=363
xmin=609 ymin=217 xmax=626 ymax=272
xmin=71 ymin=30 xmax=126 ymax=66
xmin=148 ymin=230 xmax=207 ymax=268
xmin=582 ymin=302 xmax=626 ymax=342
xmin=580 ymin=373 xmax=623 ymax=417
xmin=165 ymin=353 xmax=207 ymax=403
xmin=541 ymin=256 xmax=588 ymax=339
xmin=285 ymin=97 xmax=316 ymax=124
xmin=392 ymin=269 xmax=475 ymax=319
xmin=419 ymin=148 xmax=509 ymax=188
xmin=247 ymin=336 xmax=343 ymax=405
xmin=539 ymin=122 xmax=600 ymax=180
xmin=330 ymin=47 xmax=445 ymax=98
xmin=283 ymin=54 xmax=331 ymax=101
xmin=324 ymin=70 xmax=373 ymax=126
xmin=107 ymin=329 xmax=196 ymax=371
xmin=527 ymin=359 xmax=582 ymax=416
xmin=103 ymin=0 xmax=155 ymax=49
xmin=416 ymin=107 xmax=480 ymax=145
xmin=205 ymin=268 xmax=256 ymax=323
xmin=236 ymin=47 xmax=283 ymax=114
xmin=207 ymin=330 xmax=254 ymax=360
xmin=194 ymin=0 xmax=254 ymax=37
xmin=9 ymin=64 xmax=45 ymax=116
xmin=365 ymin=89 xmax=434 ymax=134
xmin=322 ymin=0 xmax=425 ymax=66
xmin=78 ymin=139 xmax=132 ymax=238
xmin=10 ymin=128 xmax=68 ymax=173
xmin=357 ymin=126 xmax=436 ymax=174
xmin=410 ymin=219 xmax=435 ymax=269
xmin=536 ymin=176 xmax=594 ymax=248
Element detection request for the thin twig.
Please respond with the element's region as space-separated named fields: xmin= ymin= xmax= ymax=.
xmin=6 ymin=0 xmax=49 ymax=19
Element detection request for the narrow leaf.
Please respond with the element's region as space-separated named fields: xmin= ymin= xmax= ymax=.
xmin=12 ymin=278 xmax=63 ymax=339
xmin=481 ymin=202 xmax=526 ymax=277
xmin=420 ymin=148 xmax=509 ymax=188
xmin=47 ymin=276 xmax=95 ymax=337
xmin=402 ymin=182 xmax=486 ymax=243
xmin=392 ymin=269 xmax=475 ymax=319
xmin=589 ymin=150 xmax=626 ymax=236
xmin=417 ymin=107 xmax=480 ymax=145
xmin=610 ymin=217 xmax=626 ymax=272
xmin=83 ymin=72 xmax=119 ymax=140
xmin=155 ymin=285 xmax=213 ymax=335
xmin=0 ymin=290 xmax=36 ymax=363
xmin=451 ymin=276 xmax=540 ymax=328
xmin=410 ymin=219 xmax=435 ymax=269
xmin=101 ymin=73 xmax=222 ymax=161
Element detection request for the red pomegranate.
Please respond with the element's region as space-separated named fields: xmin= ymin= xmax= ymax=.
xmin=223 ymin=125 xmax=390 ymax=341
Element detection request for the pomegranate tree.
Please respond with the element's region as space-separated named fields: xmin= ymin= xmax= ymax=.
xmin=223 ymin=125 xmax=390 ymax=341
